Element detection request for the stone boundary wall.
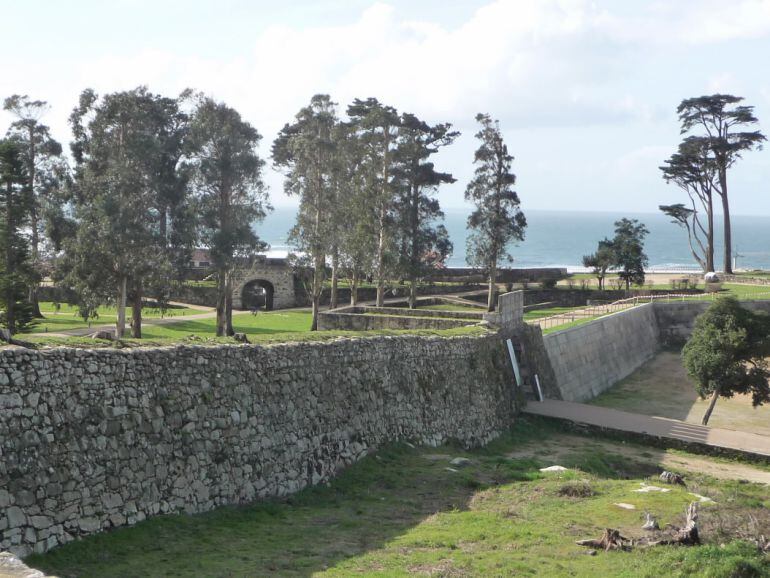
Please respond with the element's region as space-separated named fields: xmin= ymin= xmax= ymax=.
xmin=0 ymin=335 xmax=514 ymax=557
xmin=538 ymin=304 xmax=661 ymax=402
xmin=317 ymin=306 xmax=477 ymax=331
xmin=654 ymin=300 xmax=770 ymax=346
xmin=526 ymin=299 xmax=770 ymax=403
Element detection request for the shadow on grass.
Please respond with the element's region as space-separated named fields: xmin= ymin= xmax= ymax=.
xmin=25 ymin=418 xmax=678 ymax=578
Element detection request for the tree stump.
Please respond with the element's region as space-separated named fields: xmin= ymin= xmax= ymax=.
xmin=576 ymin=528 xmax=632 ymax=551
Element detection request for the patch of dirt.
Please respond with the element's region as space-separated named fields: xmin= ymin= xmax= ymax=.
xmin=507 ymin=433 xmax=770 ymax=485
xmin=592 ymin=352 xmax=770 ymax=437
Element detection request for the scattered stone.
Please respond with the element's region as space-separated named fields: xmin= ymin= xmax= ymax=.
xmin=614 ymin=503 xmax=636 ymax=510
xmin=689 ymin=492 xmax=715 ymax=504
xmin=444 ymin=467 xmax=459 ymax=473
xmin=634 ymin=484 xmax=671 ymax=493
xmin=539 ymin=465 xmax=568 ymax=472
xmin=584 ymin=549 xmax=597 ymax=556
xmin=0 ymin=551 xmax=52 ymax=577
xmin=449 ymin=457 xmax=472 ymax=468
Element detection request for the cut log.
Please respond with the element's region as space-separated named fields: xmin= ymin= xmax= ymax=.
xmin=642 ymin=512 xmax=659 ymax=531
xmin=576 ymin=528 xmax=632 ymax=551
xmin=648 ymin=502 xmax=700 ymax=547
xmin=659 ymin=471 xmax=686 ymax=486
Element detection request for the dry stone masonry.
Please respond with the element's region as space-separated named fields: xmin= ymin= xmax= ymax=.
xmin=0 ymin=335 xmax=513 ymax=556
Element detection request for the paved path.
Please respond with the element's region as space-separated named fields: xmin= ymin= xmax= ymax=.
xmin=524 ymin=399 xmax=770 ymax=459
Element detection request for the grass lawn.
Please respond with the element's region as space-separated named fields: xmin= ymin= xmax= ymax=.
xmin=523 ymin=306 xmax=587 ymax=321
xmin=22 ymin=302 xmax=199 ymax=333
xmin=591 ymin=351 xmax=770 ymax=437
xmin=27 ymin=418 xmax=770 ymax=577
xmin=22 ymin=309 xmax=487 ymax=349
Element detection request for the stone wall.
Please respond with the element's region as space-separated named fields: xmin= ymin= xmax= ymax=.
xmin=317 ymin=306 xmax=477 ymax=331
xmin=539 ymin=303 xmax=661 ymax=402
xmin=654 ymin=300 xmax=770 ymax=346
xmin=0 ymin=335 xmax=514 ymax=557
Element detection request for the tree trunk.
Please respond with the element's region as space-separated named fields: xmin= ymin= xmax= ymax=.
xmin=330 ymin=249 xmax=339 ymax=310
xmin=487 ymin=263 xmax=497 ymax=312
xmin=350 ymin=271 xmax=359 ymax=306
xmin=116 ymin=275 xmax=127 ymax=339
xmin=225 ymin=281 xmax=234 ymax=336
xmin=720 ymin=170 xmax=732 ymax=273
xmin=216 ymin=270 xmax=227 ymax=337
xmin=408 ymin=278 xmax=417 ymax=309
xmin=311 ymin=254 xmax=324 ymax=331
xmin=701 ymin=385 xmax=721 ymax=426
xmin=706 ymin=193 xmax=715 ymax=273
xmin=375 ymin=204 xmax=387 ymax=307
xmin=4 ymin=183 xmax=15 ymax=335
xmin=27 ymin=125 xmax=42 ymax=318
xmin=131 ymin=285 xmax=142 ymax=339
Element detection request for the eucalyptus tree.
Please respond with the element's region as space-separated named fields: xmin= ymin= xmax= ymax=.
xmin=347 ymin=98 xmax=400 ymax=307
xmin=660 ymin=137 xmax=718 ymax=272
xmin=3 ymin=95 xmax=68 ymax=316
xmin=335 ymin=122 xmax=377 ymax=306
xmin=393 ymin=113 xmax=458 ymax=308
xmin=465 ymin=113 xmax=526 ymax=311
xmin=68 ymin=87 xmax=189 ymax=338
xmin=0 ymin=140 xmax=32 ymax=334
xmin=273 ymin=94 xmax=338 ymax=330
xmin=677 ymin=95 xmax=765 ymax=273
xmin=187 ymin=96 xmax=269 ymax=336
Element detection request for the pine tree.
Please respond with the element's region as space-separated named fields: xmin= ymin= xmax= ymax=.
xmin=3 ymin=95 xmax=68 ymax=316
xmin=465 ymin=113 xmax=526 ymax=311
xmin=187 ymin=96 xmax=269 ymax=336
xmin=273 ymin=95 xmax=338 ymax=330
xmin=347 ymin=98 xmax=400 ymax=307
xmin=0 ymin=140 xmax=33 ymax=335
xmin=393 ymin=113 xmax=458 ymax=308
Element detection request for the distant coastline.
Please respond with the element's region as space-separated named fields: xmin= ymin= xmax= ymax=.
xmin=258 ymin=207 xmax=770 ymax=272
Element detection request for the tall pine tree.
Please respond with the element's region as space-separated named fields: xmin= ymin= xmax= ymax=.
xmin=465 ymin=113 xmax=526 ymax=311
xmin=393 ymin=113 xmax=457 ymax=308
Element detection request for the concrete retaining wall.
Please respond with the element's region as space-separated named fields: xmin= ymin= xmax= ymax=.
xmin=0 ymin=335 xmax=513 ymax=557
xmin=540 ymin=303 xmax=661 ymax=402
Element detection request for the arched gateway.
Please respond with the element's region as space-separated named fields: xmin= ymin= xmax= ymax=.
xmin=231 ymin=257 xmax=296 ymax=311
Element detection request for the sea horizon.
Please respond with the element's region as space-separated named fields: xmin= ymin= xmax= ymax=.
xmin=257 ymin=207 xmax=770 ymax=272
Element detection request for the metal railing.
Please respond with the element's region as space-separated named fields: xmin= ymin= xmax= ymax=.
xmin=530 ymin=290 xmax=770 ymax=332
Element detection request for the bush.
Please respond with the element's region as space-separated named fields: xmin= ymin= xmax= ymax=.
xmin=541 ymin=279 xmax=557 ymax=289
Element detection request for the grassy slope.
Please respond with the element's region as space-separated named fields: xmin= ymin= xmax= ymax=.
xmin=27 ymin=418 xmax=770 ymax=578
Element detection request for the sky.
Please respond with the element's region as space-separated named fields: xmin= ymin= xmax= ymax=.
xmin=1 ymin=0 xmax=769 ymax=214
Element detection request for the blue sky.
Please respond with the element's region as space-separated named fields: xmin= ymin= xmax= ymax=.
xmin=1 ymin=0 xmax=769 ymax=213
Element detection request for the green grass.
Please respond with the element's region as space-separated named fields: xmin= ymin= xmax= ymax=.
xmin=523 ymin=306 xmax=587 ymax=321
xmin=22 ymin=302 xmax=199 ymax=333
xmin=23 ymin=318 xmax=487 ymax=349
xmin=27 ymin=418 xmax=770 ymax=577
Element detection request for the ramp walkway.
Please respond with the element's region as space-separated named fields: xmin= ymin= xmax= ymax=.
xmin=524 ymin=399 xmax=770 ymax=459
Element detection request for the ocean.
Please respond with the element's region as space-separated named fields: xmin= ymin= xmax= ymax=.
xmin=258 ymin=206 xmax=770 ymax=272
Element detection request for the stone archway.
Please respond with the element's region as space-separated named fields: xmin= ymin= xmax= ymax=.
xmin=241 ymin=279 xmax=275 ymax=311
xmin=231 ymin=257 xmax=296 ymax=310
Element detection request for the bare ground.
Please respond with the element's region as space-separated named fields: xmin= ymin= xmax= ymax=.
xmin=505 ymin=432 xmax=770 ymax=485
xmin=591 ymin=351 xmax=770 ymax=438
